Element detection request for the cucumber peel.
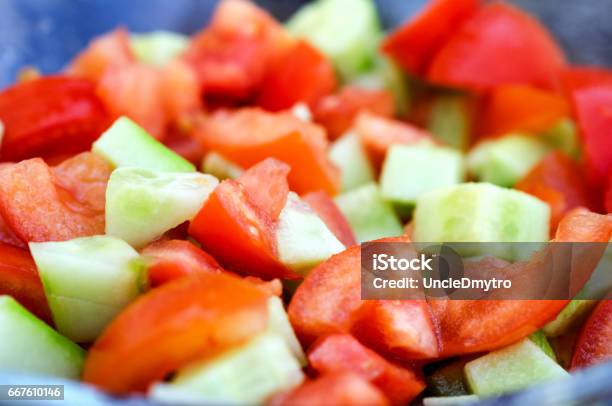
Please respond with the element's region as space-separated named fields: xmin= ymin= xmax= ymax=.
xmin=529 ymin=330 xmax=556 ymax=360
xmin=543 ymin=299 xmax=597 ymax=337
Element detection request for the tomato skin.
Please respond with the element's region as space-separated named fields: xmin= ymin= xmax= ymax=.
xmin=559 ymin=66 xmax=612 ymax=96
xmin=479 ymin=85 xmax=569 ymax=137
xmin=257 ymin=40 xmax=336 ymax=112
xmin=313 ymin=87 xmax=395 ymax=140
xmin=428 ymin=3 xmax=566 ymax=91
xmin=554 ymin=208 xmax=612 ymax=243
xmin=0 ymin=215 xmax=25 ymax=248
xmin=571 ymin=300 xmax=612 ymax=370
xmin=303 ymin=191 xmax=357 ymax=247
xmin=188 ymin=180 xmax=296 ymax=280
xmin=382 ymin=0 xmax=479 ymax=75
xmin=0 ymin=243 xmax=52 ymax=324
xmin=237 ymin=158 xmax=290 ymax=220
xmin=83 ymin=273 xmax=268 ymax=393
xmin=572 ymin=85 xmax=612 ymax=186
xmin=516 ymin=152 xmax=596 ymax=230
xmin=195 ymin=108 xmax=340 ymax=195
xmin=308 ymin=334 xmax=425 ymax=405
xmin=606 ymin=177 xmax=612 ymax=214
xmin=0 ymin=76 xmax=111 ymax=162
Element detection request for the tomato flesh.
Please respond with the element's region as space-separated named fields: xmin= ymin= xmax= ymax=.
xmin=236 ymin=158 xmax=290 ymax=220
xmin=571 ymin=300 xmax=612 ymax=370
xmin=303 ymin=191 xmax=357 ymax=247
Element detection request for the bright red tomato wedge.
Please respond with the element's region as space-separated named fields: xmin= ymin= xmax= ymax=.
xmin=0 ymin=215 xmax=24 ymax=248
xmin=303 ymin=191 xmax=357 ymax=247
xmin=428 ymin=2 xmax=566 ymax=91
xmin=559 ymin=66 xmax=612 ymax=96
xmin=0 ymin=76 xmax=111 ymax=161
xmin=313 ymin=86 xmax=395 ymax=140
xmin=554 ymin=208 xmax=612 ymax=243
xmin=195 ymin=108 xmax=340 ymax=195
xmin=257 ymin=39 xmax=336 ymax=111
xmin=236 ymin=158 xmax=290 ymax=220
xmin=308 ymin=334 xmax=425 ymax=405
xmin=382 ymin=0 xmax=479 ymax=75
xmin=0 ymin=243 xmax=52 ymax=324
xmin=571 ymin=299 xmax=612 ymax=370
xmin=83 ymin=273 xmax=268 ymax=394
xmin=160 ymin=59 xmax=203 ymax=123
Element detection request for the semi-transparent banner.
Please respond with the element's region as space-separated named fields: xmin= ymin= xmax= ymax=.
xmin=361 ymin=242 xmax=611 ymax=300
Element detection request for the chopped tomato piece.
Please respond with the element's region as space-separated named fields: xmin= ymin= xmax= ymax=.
xmin=0 ymin=243 xmax=52 ymax=323
xmin=606 ymin=177 xmax=612 ymax=214
xmin=0 ymin=215 xmax=25 ymax=248
xmin=303 ymin=191 xmax=357 ymax=247
xmin=572 ymin=85 xmax=612 ymax=186
xmin=355 ymin=112 xmax=431 ymax=170
xmin=0 ymin=159 xmax=104 ymax=243
xmin=313 ymin=87 xmax=395 ymax=140
xmin=428 ymin=3 xmax=566 ymax=91
xmin=479 ymin=85 xmax=569 ymax=137
xmin=244 ymin=276 xmax=283 ymax=297
xmin=382 ymin=0 xmax=479 ymax=74
xmin=273 ymin=372 xmax=390 ymax=406
xmin=559 ymin=66 xmax=612 ymax=95
xmin=554 ymin=208 xmax=612 ymax=243
xmin=68 ymin=29 xmax=135 ymax=82
xmin=516 ymin=152 xmax=596 ymax=230
xmin=237 ymin=158 xmax=290 ymax=220
xmin=195 ymin=108 xmax=340 ymax=195
xmin=163 ymin=122 xmax=206 ymax=164
xmin=571 ymin=299 xmax=612 ymax=370
xmin=257 ymin=40 xmax=336 ymax=111
xmin=0 ymin=76 xmax=111 ymax=162
xmin=188 ymin=179 xmax=296 ymax=280
xmin=308 ymin=334 xmax=425 ymax=405
xmin=83 ymin=273 xmax=268 ymax=393
xmin=160 ymin=59 xmax=203 ymax=123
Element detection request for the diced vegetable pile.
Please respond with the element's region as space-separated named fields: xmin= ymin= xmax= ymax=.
xmin=0 ymin=0 xmax=611 ymax=404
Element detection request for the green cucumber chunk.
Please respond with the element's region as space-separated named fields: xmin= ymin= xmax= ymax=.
xmin=529 ymin=331 xmax=556 ymax=360
xmin=540 ymin=118 xmax=581 ymax=160
xmin=329 ymin=133 xmax=375 ymax=192
xmin=426 ymin=358 xmax=472 ymax=397
xmin=380 ymin=144 xmax=464 ymax=207
xmin=287 ymin=0 xmax=381 ymax=80
xmin=105 ymin=167 xmax=218 ymax=248
xmin=30 ymin=236 xmax=144 ymax=343
xmin=423 ymin=396 xmax=479 ymax=406
xmin=276 ymin=192 xmax=344 ymax=275
xmin=428 ymin=94 xmax=472 ymax=150
xmin=0 ymin=296 xmax=85 ymax=379
xmin=201 ymin=152 xmax=243 ymax=180
xmin=267 ymin=296 xmax=306 ymax=366
xmin=465 ymin=339 xmax=568 ymax=397
xmin=543 ymin=299 xmax=597 ymax=337
xmin=467 ymin=134 xmax=550 ymax=187
xmin=93 ymin=117 xmax=195 ymax=172
xmin=335 ymin=183 xmax=403 ymax=243
xmin=131 ymin=31 xmax=189 ymax=67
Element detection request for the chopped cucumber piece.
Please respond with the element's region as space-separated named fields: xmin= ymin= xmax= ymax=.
xmin=151 ymin=333 xmax=304 ymax=405
xmin=287 ymin=0 xmax=380 ymax=80
xmin=335 ymin=182 xmax=403 ymax=243
xmin=267 ymin=296 xmax=306 ymax=365
xmin=543 ymin=299 xmax=597 ymax=337
xmin=276 ymin=192 xmax=344 ymax=275
xmin=423 ymin=395 xmax=479 ymax=406
xmin=352 ymin=56 xmax=410 ymax=115
xmin=529 ymin=331 xmax=556 ymax=360
xmin=93 ymin=117 xmax=195 ymax=172
xmin=428 ymin=94 xmax=472 ymax=150
xmin=414 ymin=183 xmax=550 ymax=252
xmin=131 ymin=31 xmax=189 ymax=67
xmin=467 ymin=134 xmax=550 ymax=187
xmin=540 ymin=118 xmax=581 ymax=160
xmin=30 ymin=236 xmax=144 ymax=343
xmin=426 ymin=358 xmax=471 ymax=397
xmin=465 ymin=339 xmax=568 ymax=397
xmin=380 ymin=144 xmax=464 ymax=207
xmin=105 ymin=167 xmax=218 ymax=248
xmin=0 ymin=296 xmax=85 ymax=379
xmin=329 ymin=133 xmax=375 ymax=191
xmin=201 ymin=152 xmax=243 ymax=180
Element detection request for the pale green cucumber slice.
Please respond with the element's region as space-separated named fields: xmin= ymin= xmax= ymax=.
xmin=467 ymin=134 xmax=550 ymax=187
xmin=529 ymin=331 xmax=556 ymax=360
xmin=131 ymin=31 xmax=189 ymax=67
xmin=93 ymin=117 xmax=195 ymax=172
xmin=428 ymin=93 xmax=472 ymax=150
xmin=465 ymin=339 xmax=568 ymax=397
xmin=423 ymin=396 xmax=479 ymax=406
xmin=105 ymin=167 xmax=218 ymax=248
xmin=267 ymin=296 xmax=306 ymax=366
xmin=276 ymin=192 xmax=344 ymax=275
xmin=201 ymin=152 xmax=243 ymax=180
xmin=543 ymin=299 xmax=597 ymax=337
xmin=380 ymin=144 xmax=464 ymax=206
xmin=335 ymin=182 xmax=403 ymax=243
xmin=329 ymin=132 xmax=375 ymax=192
xmin=0 ymin=296 xmax=85 ymax=379
xmin=30 ymin=236 xmax=144 ymax=342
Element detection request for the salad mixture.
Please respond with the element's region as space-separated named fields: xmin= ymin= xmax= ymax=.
xmin=0 ymin=0 xmax=612 ymax=404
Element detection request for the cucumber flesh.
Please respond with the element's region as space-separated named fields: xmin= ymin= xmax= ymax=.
xmin=329 ymin=132 xmax=375 ymax=192
xmin=423 ymin=396 xmax=479 ymax=406
xmin=335 ymin=182 xmax=403 ymax=243
xmin=131 ymin=31 xmax=189 ymax=67
xmin=467 ymin=134 xmax=550 ymax=187
xmin=30 ymin=236 xmax=144 ymax=343
xmin=428 ymin=94 xmax=472 ymax=150
xmin=540 ymin=118 xmax=581 ymax=160
xmin=465 ymin=339 xmax=568 ymax=397
xmin=105 ymin=167 xmax=218 ymax=248
xmin=201 ymin=152 xmax=243 ymax=180
xmin=543 ymin=299 xmax=597 ymax=337
xmin=93 ymin=117 xmax=196 ymax=172
xmin=528 ymin=331 xmax=556 ymax=360
xmin=276 ymin=192 xmax=344 ymax=275
xmin=267 ymin=296 xmax=306 ymax=366
xmin=0 ymin=296 xmax=85 ymax=379
xmin=380 ymin=144 xmax=464 ymax=206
